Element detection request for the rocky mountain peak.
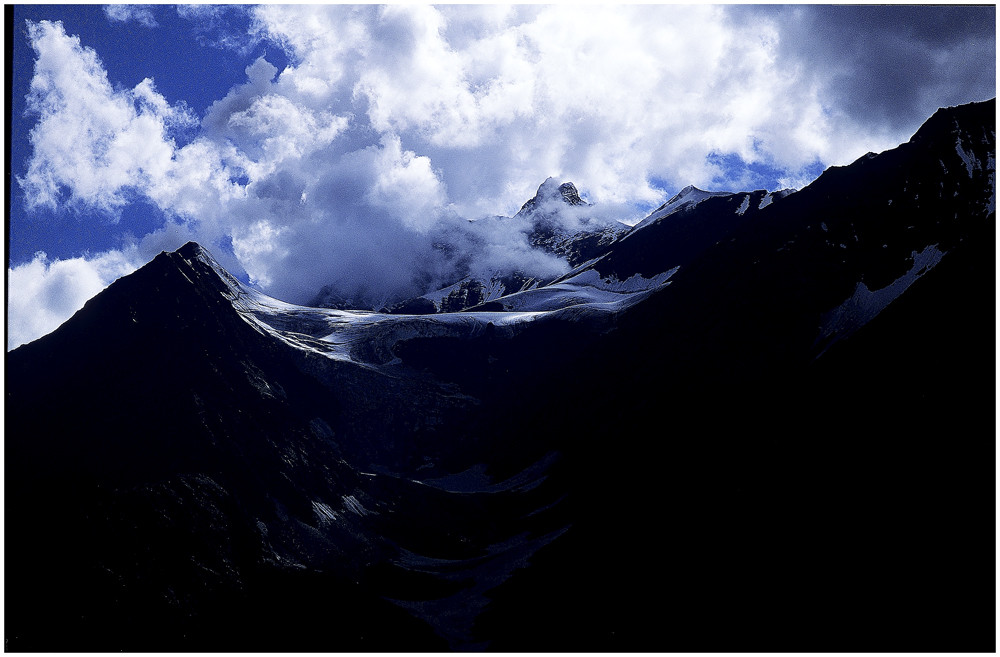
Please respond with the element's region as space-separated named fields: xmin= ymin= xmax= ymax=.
xmin=516 ymin=178 xmax=589 ymax=219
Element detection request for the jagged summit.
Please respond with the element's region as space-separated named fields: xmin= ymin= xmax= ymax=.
xmin=515 ymin=177 xmax=588 ymax=219
xmin=554 ymin=180 xmax=587 ymax=206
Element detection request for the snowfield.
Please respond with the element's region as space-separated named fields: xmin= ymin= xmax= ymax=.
xmin=191 ymin=243 xmax=664 ymax=369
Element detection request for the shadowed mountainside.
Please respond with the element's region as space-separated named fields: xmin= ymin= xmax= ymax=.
xmin=6 ymin=99 xmax=995 ymax=652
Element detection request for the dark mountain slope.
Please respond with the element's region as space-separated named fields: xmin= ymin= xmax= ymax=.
xmin=472 ymin=204 xmax=994 ymax=652
xmin=6 ymin=245 xmax=568 ymax=651
xmin=468 ymin=100 xmax=995 ymax=651
xmin=605 ymin=98 xmax=994 ymax=378
xmin=5 ymin=99 xmax=995 ymax=652
xmin=6 ymin=245 xmax=446 ymax=650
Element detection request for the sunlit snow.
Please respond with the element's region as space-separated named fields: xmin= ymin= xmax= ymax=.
xmin=626 ymin=185 xmax=732 ymax=237
xmin=183 ymin=242 xmax=673 ymax=369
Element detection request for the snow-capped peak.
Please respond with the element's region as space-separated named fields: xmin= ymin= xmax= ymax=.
xmin=627 ymin=185 xmax=733 ymax=234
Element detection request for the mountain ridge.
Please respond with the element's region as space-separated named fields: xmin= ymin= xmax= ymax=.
xmin=6 ymin=98 xmax=995 ymax=652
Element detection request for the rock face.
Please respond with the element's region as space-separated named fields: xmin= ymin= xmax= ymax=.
xmin=515 ymin=178 xmax=629 ymax=267
xmin=6 ymin=99 xmax=996 ymax=652
xmin=514 ymin=177 xmax=590 ymax=217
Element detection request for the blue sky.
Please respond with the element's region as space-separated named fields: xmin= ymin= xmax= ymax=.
xmin=9 ymin=5 xmax=282 ymax=264
xmin=7 ymin=4 xmax=996 ymax=349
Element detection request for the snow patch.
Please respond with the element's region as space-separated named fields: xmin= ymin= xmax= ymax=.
xmin=312 ymin=501 xmax=338 ymax=523
xmin=818 ymin=244 xmax=947 ymax=353
xmin=482 ymin=275 xmax=506 ymax=303
xmin=987 ymin=150 xmax=996 ymax=215
xmin=955 ymin=135 xmax=981 ymax=177
xmin=341 ymin=494 xmax=371 ymax=516
xmin=489 ymin=266 xmax=678 ymax=313
xmin=736 ymin=195 xmax=750 ymax=216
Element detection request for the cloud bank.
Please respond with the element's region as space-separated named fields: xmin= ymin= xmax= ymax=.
xmin=9 ymin=5 xmax=995 ymax=348
xmin=8 ymin=249 xmax=139 ymax=350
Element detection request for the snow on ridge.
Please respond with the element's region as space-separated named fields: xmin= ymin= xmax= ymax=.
xmin=192 ymin=240 xmax=667 ymax=368
xmin=627 ymin=185 xmax=733 ymax=235
xmin=233 ymin=283 xmax=551 ymax=367
xmin=223 ymin=261 xmax=677 ymax=366
xmin=817 ymin=243 xmax=947 ymax=354
xmin=482 ymin=274 xmax=506 ymax=303
xmin=484 ymin=266 xmax=679 ymax=314
xmin=168 ymin=241 xmax=671 ymax=372
xmin=561 ymin=266 xmax=678 ymax=293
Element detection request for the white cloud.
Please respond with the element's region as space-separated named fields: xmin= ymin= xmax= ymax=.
xmin=8 ymin=249 xmax=140 ymax=350
xmin=12 ymin=7 xmax=993 ymax=347
xmin=253 ymin=4 xmax=865 ymax=217
xmin=19 ymin=20 xmax=195 ymax=213
xmin=103 ymin=5 xmax=158 ymax=28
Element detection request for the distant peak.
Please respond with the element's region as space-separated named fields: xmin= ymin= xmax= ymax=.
xmin=669 ymin=185 xmax=706 ymax=202
xmin=518 ymin=178 xmax=588 ymax=217
xmin=535 ymin=177 xmax=584 ymax=203
xmin=625 ymin=185 xmax=734 ymax=235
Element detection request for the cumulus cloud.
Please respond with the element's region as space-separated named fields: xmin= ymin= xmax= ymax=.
xmin=8 ymin=249 xmax=140 ymax=350
xmin=10 ymin=6 xmax=995 ymax=348
xmin=19 ymin=20 xmax=195 ymax=213
xmin=258 ymin=4 xmax=858 ymax=215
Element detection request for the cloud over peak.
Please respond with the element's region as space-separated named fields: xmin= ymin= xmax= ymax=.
xmin=9 ymin=5 xmax=995 ymax=349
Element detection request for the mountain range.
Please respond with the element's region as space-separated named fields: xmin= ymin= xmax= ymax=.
xmin=6 ymin=98 xmax=995 ymax=651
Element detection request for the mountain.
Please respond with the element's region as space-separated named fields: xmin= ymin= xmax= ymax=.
xmin=514 ymin=177 xmax=628 ymax=267
xmin=383 ymin=177 xmax=630 ymax=315
xmin=6 ymin=99 xmax=995 ymax=652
